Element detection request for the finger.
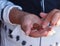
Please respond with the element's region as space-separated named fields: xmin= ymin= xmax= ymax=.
xmin=37 ymin=26 xmax=52 ymax=37
xmin=56 ymin=19 xmax=60 ymax=26
xmin=47 ymin=29 xmax=55 ymax=36
xmin=29 ymin=28 xmax=49 ymax=37
xmin=29 ymin=30 xmax=46 ymax=37
xmin=21 ymin=25 xmax=31 ymax=35
xmin=21 ymin=22 xmax=32 ymax=36
xmin=25 ymin=24 xmax=32 ymax=35
xmin=30 ymin=30 xmax=44 ymax=37
xmin=44 ymin=25 xmax=56 ymax=36
xmin=42 ymin=9 xmax=59 ymax=28
xmin=29 ymin=25 xmax=51 ymax=37
xmin=25 ymin=27 xmax=31 ymax=35
xmin=44 ymin=27 xmax=55 ymax=36
xmin=40 ymin=12 xmax=47 ymax=19
xmin=51 ymin=12 xmax=60 ymax=26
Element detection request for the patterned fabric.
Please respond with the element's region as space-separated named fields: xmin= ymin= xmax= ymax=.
xmin=0 ymin=0 xmax=60 ymax=46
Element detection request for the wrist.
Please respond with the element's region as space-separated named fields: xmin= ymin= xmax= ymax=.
xmin=3 ymin=5 xmax=22 ymax=25
xmin=9 ymin=8 xmax=31 ymax=25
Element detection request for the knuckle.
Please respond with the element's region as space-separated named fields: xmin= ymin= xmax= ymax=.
xmin=53 ymin=9 xmax=59 ymax=11
xmin=55 ymin=12 xmax=60 ymax=16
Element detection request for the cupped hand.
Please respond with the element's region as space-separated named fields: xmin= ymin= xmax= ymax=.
xmin=21 ymin=13 xmax=54 ymax=38
xmin=21 ymin=14 xmax=42 ymax=37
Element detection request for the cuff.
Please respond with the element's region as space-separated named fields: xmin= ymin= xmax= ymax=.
xmin=3 ymin=5 xmax=22 ymax=25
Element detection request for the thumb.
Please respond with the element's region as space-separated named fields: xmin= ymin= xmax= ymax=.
xmin=25 ymin=24 xmax=32 ymax=36
xmin=40 ymin=12 xmax=47 ymax=19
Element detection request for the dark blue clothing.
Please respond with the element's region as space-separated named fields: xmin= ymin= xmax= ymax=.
xmin=9 ymin=0 xmax=60 ymax=15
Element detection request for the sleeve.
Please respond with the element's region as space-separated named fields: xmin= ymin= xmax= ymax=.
xmin=0 ymin=0 xmax=22 ymax=25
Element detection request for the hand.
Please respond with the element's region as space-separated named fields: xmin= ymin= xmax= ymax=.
xmin=37 ymin=12 xmax=56 ymax=37
xmin=21 ymin=14 xmax=54 ymax=37
xmin=21 ymin=14 xmax=43 ymax=37
xmin=9 ymin=8 xmax=55 ymax=37
xmin=40 ymin=9 xmax=60 ymax=28
xmin=38 ymin=9 xmax=60 ymax=37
